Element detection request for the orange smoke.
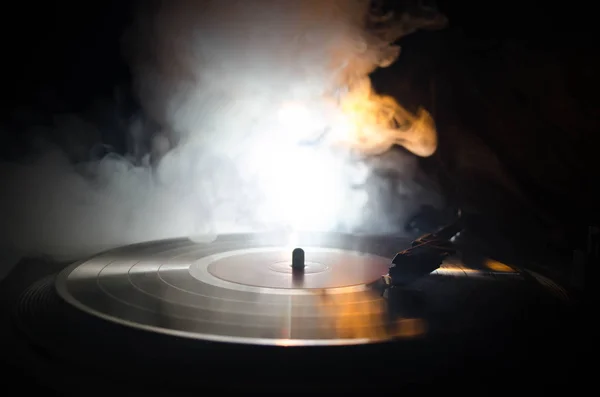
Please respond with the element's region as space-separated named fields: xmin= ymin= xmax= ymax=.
xmin=277 ymin=80 xmax=438 ymax=158
xmin=332 ymin=79 xmax=438 ymax=157
xmin=275 ymin=0 xmax=444 ymax=158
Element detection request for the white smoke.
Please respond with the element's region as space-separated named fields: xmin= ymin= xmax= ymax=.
xmin=127 ymin=1 xmax=383 ymax=139
xmin=0 ymin=0 xmax=444 ymax=276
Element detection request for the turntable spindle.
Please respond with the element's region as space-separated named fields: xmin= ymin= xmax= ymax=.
xmin=291 ymin=248 xmax=305 ymax=271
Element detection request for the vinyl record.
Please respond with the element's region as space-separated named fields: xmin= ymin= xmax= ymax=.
xmin=55 ymin=232 xmax=418 ymax=346
xmin=52 ymin=231 xmax=571 ymax=351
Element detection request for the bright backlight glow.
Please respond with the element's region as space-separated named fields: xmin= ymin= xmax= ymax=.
xmin=245 ymin=143 xmax=368 ymax=232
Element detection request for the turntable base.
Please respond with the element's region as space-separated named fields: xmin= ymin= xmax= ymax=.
xmin=0 ymin=233 xmax=590 ymax=393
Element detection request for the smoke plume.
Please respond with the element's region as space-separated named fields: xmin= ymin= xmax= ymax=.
xmin=0 ymin=0 xmax=446 ymax=277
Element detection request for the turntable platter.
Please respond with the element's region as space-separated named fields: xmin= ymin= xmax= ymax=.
xmin=44 ymin=231 xmax=573 ymax=353
xmin=55 ymin=232 xmax=407 ymax=346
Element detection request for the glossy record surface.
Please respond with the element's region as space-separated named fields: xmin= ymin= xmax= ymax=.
xmin=55 ymin=232 xmax=407 ymax=346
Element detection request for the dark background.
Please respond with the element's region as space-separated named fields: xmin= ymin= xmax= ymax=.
xmin=1 ymin=1 xmax=597 ymax=274
xmin=0 ymin=2 xmax=595 ymax=392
